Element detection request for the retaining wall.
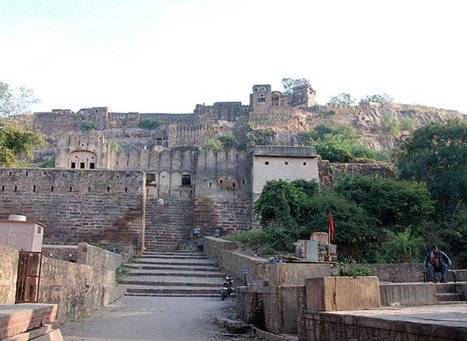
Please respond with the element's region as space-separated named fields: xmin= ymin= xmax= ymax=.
xmin=0 ymin=246 xmax=18 ymax=304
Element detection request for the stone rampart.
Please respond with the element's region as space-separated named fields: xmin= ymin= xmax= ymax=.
xmin=0 ymin=246 xmax=18 ymax=304
xmin=0 ymin=169 xmax=145 ymax=249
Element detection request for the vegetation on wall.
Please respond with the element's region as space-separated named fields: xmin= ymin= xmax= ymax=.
xmin=204 ymin=134 xmax=238 ymax=151
xmin=81 ymin=121 xmax=96 ymax=131
xmin=299 ymin=124 xmax=388 ymax=162
xmin=139 ymin=118 xmax=160 ymax=129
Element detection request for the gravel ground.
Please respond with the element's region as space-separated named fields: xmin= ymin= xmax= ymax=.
xmin=60 ymin=296 xmax=258 ymax=341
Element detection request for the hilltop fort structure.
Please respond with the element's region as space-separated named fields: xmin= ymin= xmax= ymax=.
xmin=1 ymin=83 xmax=460 ymax=252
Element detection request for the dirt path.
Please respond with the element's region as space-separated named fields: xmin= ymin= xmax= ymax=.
xmin=60 ymin=296 xmax=256 ymax=341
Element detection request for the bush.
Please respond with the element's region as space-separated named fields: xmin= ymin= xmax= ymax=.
xmin=204 ymin=138 xmax=223 ymax=152
xmin=81 ymin=121 xmax=96 ymax=131
xmin=139 ymin=119 xmax=160 ymax=129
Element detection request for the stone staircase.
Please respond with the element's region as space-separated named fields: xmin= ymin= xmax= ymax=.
xmin=120 ymin=250 xmax=226 ymax=297
xmin=435 ymin=283 xmax=467 ymax=304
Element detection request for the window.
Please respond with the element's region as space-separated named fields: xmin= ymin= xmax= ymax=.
xmin=265 ymin=161 xmax=269 ymax=165
xmin=303 ymin=162 xmax=307 ymax=165
xmin=71 ymin=162 xmax=76 ymax=169
xmin=80 ymin=162 xmax=85 ymax=169
xmin=89 ymin=163 xmax=95 ymax=169
xmin=146 ymin=173 xmax=156 ymax=186
xmin=182 ymin=174 xmax=191 ymax=186
xmin=285 ymin=161 xmax=288 ymax=165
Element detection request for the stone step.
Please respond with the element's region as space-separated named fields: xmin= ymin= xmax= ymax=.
xmin=125 ymin=285 xmax=221 ymax=296
xmin=137 ymin=254 xmax=208 ymax=260
xmin=125 ymin=264 xmax=219 ymax=272
xmin=121 ymin=278 xmax=222 ymax=287
xmin=142 ymin=251 xmax=205 ymax=256
xmin=436 ymin=293 xmax=465 ymax=301
xmin=127 ymin=270 xmax=222 ymax=277
xmin=125 ymin=292 xmax=222 ymax=298
xmin=130 ymin=259 xmax=216 ymax=266
xmin=434 ymin=283 xmax=465 ymax=293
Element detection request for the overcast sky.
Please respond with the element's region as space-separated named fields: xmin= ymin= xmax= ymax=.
xmin=0 ymin=0 xmax=466 ymax=114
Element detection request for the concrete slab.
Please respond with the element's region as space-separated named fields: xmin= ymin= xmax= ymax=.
xmin=380 ymin=282 xmax=438 ymax=306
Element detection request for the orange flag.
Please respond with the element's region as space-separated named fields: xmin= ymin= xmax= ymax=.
xmin=328 ymin=211 xmax=335 ymax=243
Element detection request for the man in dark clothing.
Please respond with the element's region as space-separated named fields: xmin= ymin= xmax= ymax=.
xmin=424 ymin=246 xmax=452 ymax=283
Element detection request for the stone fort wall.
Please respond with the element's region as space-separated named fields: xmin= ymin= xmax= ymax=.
xmin=0 ymin=168 xmax=145 ymax=249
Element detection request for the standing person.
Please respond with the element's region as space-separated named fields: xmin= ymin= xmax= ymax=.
xmin=424 ymin=246 xmax=452 ymax=283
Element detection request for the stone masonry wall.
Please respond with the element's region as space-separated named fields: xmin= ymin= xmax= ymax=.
xmin=39 ymin=243 xmax=124 ymax=322
xmin=0 ymin=169 xmax=145 ymax=249
xmin=0 ymin=246 xmax=18 ymax=304
xmin=144 ymin=199 xmax=194 ymax=250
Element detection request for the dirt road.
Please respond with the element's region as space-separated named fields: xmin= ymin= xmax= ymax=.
xmin=60 ymin=296 xmax=255 ymax=341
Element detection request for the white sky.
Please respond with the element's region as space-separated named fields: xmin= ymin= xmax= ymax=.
xmin=0 ymin=0 xmax=466 ymax=114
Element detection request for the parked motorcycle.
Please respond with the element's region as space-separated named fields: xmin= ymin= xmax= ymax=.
xmin=220 ymin=276 xmax=234 ymax=300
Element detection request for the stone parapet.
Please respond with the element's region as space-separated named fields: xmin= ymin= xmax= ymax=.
xmin=380 ymin=283 xmax=437 ymax=306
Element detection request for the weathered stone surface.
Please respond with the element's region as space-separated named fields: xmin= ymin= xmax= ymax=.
xmin=301 ymin=305 xmax=467 ymax=341
xmin=0 ymin=246 xmax=18 ymax=304
xmin=0 ymin=304 xmax=57 ymax=339
xmin=269 ymin=263 xmax=332 ymax=287
xmin=380 ymin=283 xmax=437 ymax=306
xmin=306 ymin=276 xmax=381 ymax=311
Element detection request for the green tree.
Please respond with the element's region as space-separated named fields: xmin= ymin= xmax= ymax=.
xmin=139 ymin=119 xmax=160 ymax=129
xmin=327 ymin=93 xmax=356 ymax=106
xmin=0 ymin=121 xmax=44 ymax=167
xmin=397 ymin=120 xmax=467 ymax=215
xmin=0 ymin=81 xmax=39 ymax=117
xmin=380 ymin=114 xmax=400 ymax=136
xmin=217 ymin=134 xmax=237 ymax=149
xmin=334 ymin=175 xmax=434 ymax=229
xmin=204 ymin=138 xmax=223 ymax=152
xmin=281 ymin=77 xmax=310 ymax=95
xmin=302 ymin=190 xmax=377 ymax=261
xmin=253 ymin=179 xmax=310 ymax=230
xmin=382 ymin=228 xmax=424 ymax=263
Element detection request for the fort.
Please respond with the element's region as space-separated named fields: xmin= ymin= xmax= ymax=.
xmin=5 ymin=83 xmax=462 ymax=251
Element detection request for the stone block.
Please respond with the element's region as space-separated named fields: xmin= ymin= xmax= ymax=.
xmin=269 ymin=263 xmax=331 ymax=286
xmin=0 ymin=304 xmax=57 ymax=339
xmin=306 ymin=276 xmax=380 ymax=311
xmin=32 ymin=328 xmax=63 ymax=341
xmin=4 ymin=324 xmax=52 ymax=341
xmin=380 ymin=283 xmax=437 ymax=306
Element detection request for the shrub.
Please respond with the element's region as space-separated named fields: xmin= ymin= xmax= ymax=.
xmin=81 ymin=121 xmax=96 ymax=131
xmin=139 ymin=119 xmax=160 ymax=129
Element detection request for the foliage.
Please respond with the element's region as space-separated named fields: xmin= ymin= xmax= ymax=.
xmin=217 ymin=133 xmax=237 ymax=149
xmin=0 ymin=121 xmax=44 ymax=167
xmin=327 ymin=93 xmax=356 ymax=106
xmin=300 ymin=124 xmax=387 ymax=162
xmin=204 ymin=138 xmax=223 ymax=152
xmin=397 ymin=120 xmax=467 ymax=215
xmin=400 ymin=117 xmax=417 ymax=131
xmin=380 ymin=114 xmax=400 ymax=136
xmin=333 ymin=175 xmax=434 ymax=229
xmin=248 ymin=128 xmax=275 ymax=145
xmin=359 ymin=93 xmax=393 ymax=105
xmin=81 ymin=121 xmax=96 ymax=131
xmin=0 ymin=81 xmax=39 ymax=117
xmin=108 ymin=141 xmax=121 ymax=153
xmin=301 ymin=190 xmax=377 ymax=261
xmin=338 ymin=263 xmax=372 ymax=277
xmin=382 ymin=228 xmax=424 ymax=263
xmin=139 ymin=118 xmax=160 ymax=129
xmin=281 ymin=77 xmax=310 ymax=95
xmin=40 ymin=156 xmax=55 ymax=168
xmin=253 ymin=179 xmax=310 ymax=230
xmin=224 ymin=229 xmax=267 ymax=247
